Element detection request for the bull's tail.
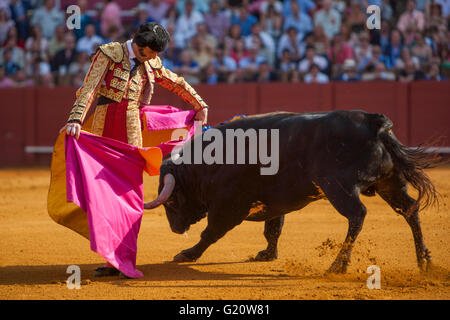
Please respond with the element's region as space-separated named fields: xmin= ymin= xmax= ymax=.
xmin=379 ymin=130 xmax=442 ymax=211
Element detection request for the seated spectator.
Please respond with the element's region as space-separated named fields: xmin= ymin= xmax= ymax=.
xmin=304 ymin=63 xmax=329 ymax=83
xmin=203 ymin=62 xmax=219 ymax=84
xmin=132 ymin=4 xmax=154 ymax=31
xmin=176 ymin=0 xmax=209 ymax=15
xmin=160 ymin=5 xmax=178 ymax=30
xmin=0 ymin=65 xmax=14 ymax=88
xmin=245 ymin=23 xmax=275 ymax=56
xmin=187 ymin=35 xmax=214 ymax=69
xmin=283 ymin=1 xmax=313 ymax=39
xmin=147 ymin=0 xmax=170 ymax=23
xmin=239 ymin=44 xmax=267 ymax=81
xmin=354 ymin=32 xmax=373 ymax=69
xmin=282 ymin=0 xmax=316 ymax=17
xmin=0 ymin=8 xmax=14 ymax=45
xmin=327 ymin=33 xmax=354 ymax=73
xmin=427 ymin=3 xmax=446 ymax=29
xmin=334 ymin=58 xmax=361 ymax=81
xmin=14 ymin=68 xmax=34 ymax=87
xmin=278 ymin=49 xmax=297 ymax=82
xmin=212 ymin=45 xmax=237 ymax=82
xmin=30 ymin=0 xmax=64 ymax=40
xmin=8 ymin=0 xmax=31 ymax=41
xmin=394 ymin=47 xmax=420 ymax=72
xmin=259 ymin=0 xmax=283 ymax=15
xmin=310 ymin=25 xmax=330 ymax=57
xmin=260 ymin=3 xmax=283 ymax=44
xmin=313 ymin=0 xmax=341 ymax=40
xmin=0 ymin=31 xmax=25 ymax=71
xmin=434 ymin=0 xmax=450 ymax=18
xmin=175 ymin=0 xmax=204 ymax=49
xmin=48 ymin=25 xmax=66 ymax=59
xmin=100 ymin=0 xmax=123 ymax=38
xmin=384 ymin=29 xmax=403 ymax=68
xmin=204 ymin=0 xmax=230 ymax=41
xmin=397 ymin=0 xmax=425 ymax=35
xmin=277 ymin=27 xmax=304 ymax=62
xmin=51 ymin=32 xmax=77 ymax=83
xmin=298 ymin=45 xmax=328 ymax=75
xmin=362 ymin=62 xmax=396 ymax=81
xmin=195 ymin=23 xmax=218 ymax=51
xmin=345 ymin=0 xmax=367 ymax=33
xmin=425 ymin=62 xmax=447 ymax=81
xmin=230 ymin=39 xmax=250 ymax=66
xmin=25 ymin=25 xmax=48 ymax=61
xmin=359 ymin=45 xmax=391 ymax=72
xmin=1 ymin=47 xmax=20 ymax=76
xmin=257 ymin=61 xmax=277 ymax=82
xmin=250 ymin=36 xmax=275 ymax=67
xmin=231 ymin=5 xmax=258 ymax=37
xmin=411 ymin=32 xmax=432 ymax=67
xmin=163 ymin=38 xmax=183 ymax=69
xmin=104 ymin=25 xmax=122 ymax=44
xmin=68 ymin=51 xmax=90 ymax=79
xmin=398 ymin=60 xmax=426 ymax=82
xmin=76 ymin=24 xmax=104 ymax=56
xmin=224 ymin=24 xmax=244 ymax=55
xmin=173 ymin=50 xmax=201 ymax=84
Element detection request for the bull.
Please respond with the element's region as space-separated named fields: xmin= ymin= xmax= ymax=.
xmin=145 ymin=110 xmax=440 ymax=273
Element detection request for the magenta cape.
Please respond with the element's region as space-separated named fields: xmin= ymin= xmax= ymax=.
xmin=48 ymin=105 xmax=198 ymax=278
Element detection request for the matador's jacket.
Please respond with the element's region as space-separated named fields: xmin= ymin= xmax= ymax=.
xmin=67 ymin=41 xmax=208 ymax=148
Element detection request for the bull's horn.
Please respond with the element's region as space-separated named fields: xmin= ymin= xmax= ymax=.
xmin=144 ymin=173 xmax=175 ymax=209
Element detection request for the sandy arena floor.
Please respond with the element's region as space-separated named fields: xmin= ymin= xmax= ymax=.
xmin=0 ymin=167 xmax=449 ymax=300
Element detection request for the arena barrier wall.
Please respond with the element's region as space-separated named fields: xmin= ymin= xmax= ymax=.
xmin=0 ymin=81 xmax=449 ymax=166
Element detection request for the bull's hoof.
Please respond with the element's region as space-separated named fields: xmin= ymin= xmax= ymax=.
xmin=254 ymin=249 xmax=278 ymax=262
xmin=173 ymin=251 xmax=197 ymax=263
xmin=326 ymin=260 xmax=348 ymax=274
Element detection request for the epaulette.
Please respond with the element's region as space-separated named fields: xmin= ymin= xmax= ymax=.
xmin=98 ymin=42 xmax=124 ymax=64
xmin=147 ymin=56 xmax=162 ymax=70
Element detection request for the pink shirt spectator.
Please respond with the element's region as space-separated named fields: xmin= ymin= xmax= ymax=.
xmin=0 ymin=76 xmax=14 ymax=88
xmin=101 ymin=1 xmax=123 ymax=38
xmin=397 ymin=9 xmax=425 ymax=34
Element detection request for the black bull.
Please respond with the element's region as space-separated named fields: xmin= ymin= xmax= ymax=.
xmin=145 ymin=110 xmax=440 ymax=273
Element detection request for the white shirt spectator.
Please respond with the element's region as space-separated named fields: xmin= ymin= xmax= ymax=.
xmin=175 ymin=10 xmax=204 ymax=48
xmin=30 ymin=5 xmax=64 ymax=40
xmin=314 ymin=6 xmax=341 ymax=39
xmin=435 ymin=0 xmax=450 ymax=17
xmin=304 ymin=72 xmax=329 ymax=83
xmin=76 ymin=34 xmax=104 ymax=55
xmin=298 ymin=56 xmax=328 ymax=73
xmin=277 ymin=33 xmax=305 ymax=58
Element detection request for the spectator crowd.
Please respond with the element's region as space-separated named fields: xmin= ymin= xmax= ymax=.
xmin=0 ymin=0 xmax=449 ymax=88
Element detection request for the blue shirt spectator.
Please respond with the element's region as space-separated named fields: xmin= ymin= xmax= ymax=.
xmin=282 ymin=0 xmax=316 ymax=17
xmin=283 ymin=1 xmax=313 ymax=39
xmin=231 ymin=7 xmax=258 ymax=37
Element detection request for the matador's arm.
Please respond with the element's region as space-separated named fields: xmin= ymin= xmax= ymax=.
xmin=67 ymin=50 xmax=111 ymax=124
xmin=154 ymin=61 xmax=208 ymax=111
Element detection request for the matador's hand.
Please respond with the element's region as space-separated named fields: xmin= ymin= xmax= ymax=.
xmin=195 ymin=108 xmax=208 ymax=125
xmin=60 ymin=122 xmax=82 ymax=140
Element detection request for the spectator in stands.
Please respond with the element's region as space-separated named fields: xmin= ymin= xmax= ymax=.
xmin=259 ymin=0 xmax=282 ymax=15
xmin=260 ymin=2 xmax=283 ymax=44
xmin=239 ymin=44 xmax=267 ymax=81
xmin=282 ymin=0 xmax=316 ymax=17
xmin=76 ymin=24 xmax=104 ymax=56
xmin=212 ymin=44 xmax=237 ymax=82
xmin=195 ymin=23 xmax=218 ymax=51
xmin=283 ymin=0 xmax=313 ymax=40
xmin=256 ymin=61 xmax=277 ymax=82
xmin=344 ymin=0 xmax=366 ymax=34
xmin=334 ymin=58 xmax=361 ymax=81
xmin=298 ymin=45 xmax=328 ymax=76
xmin=411 ymin=31 xmax=433 ymax=66
xmin=203 ymin=62 xmax=219 ymax=84
xmin=15 ymin=68 xmax=34 ymax=86
xmin=434 ymin=0 xmax=450 ymax=18
xmin=48 ymin=25 xmax=66 ymax=59
xmin=231 ymin=5 xmax=258 ymax=37
xmin=398 ymin=59 xmax=425 ymax=82
xmin=224 ymin=23 xmax=244 ymax=54
xmin=425 ymin=62 xmax=447 ymax=81
xmin=74 ymin=0 xmax=93 ymax=40
xmin=354 ymin=32 xmax=373 ymax=70
xmin=187 ymin=34 xmax=214 ymax=69
xmin=68 ymin=51 xmax=90 ymax=80
xmin=394 ymin=47 xmax=420 ymax=72
xmin=162 ymin=36 xmax=182 ymax=68
xmin=359 ymin=44 xmax=391 ymax=72
xmin=362 ymin=62 xmax=396 ymax=81
xmin=2 ymin=47 xmax=20 ymax=76
xmin=397 ymin=0 xmax=425 ymax=35
xmin=132 ymin=4 xmax=154 ymax=32
xmin=384 ymin=29 xmax=403 ymax=68
xmin=304 ymin=63 xmax=329 ymax=83
xmin=277 ymin=27 xmax=304 ymax=62
xmin=314 ymin=0 xmax=341 ymax=40
xmin=0 ymin=8 xmax=14 ymax=45
xmin=160 ymin=5 xmax=178 ymax=30
xmin=245 ymin=22 xmax=275 ymax=59
xmin=176 ymin=0 xmax=209 ymax=15
xmin=0 ymin=64 xmax=15 ymax=88
xmin=278 ymin=49 xmax=297 ymax=82
xmin=25 ymin=25 xmax=48 ymax=61
xmin=30 ymin=0 xmax=64 ymax=40
xmin=328 ymin=33 xmax=354 ymax=76
xmin=1 ymin=30 xmax=25 ymax=70
xmin=310 ymin=25 xmax=330 ymax=57
xmin=147 ymin=0 xmax=170 ymax=23
xmin=175 ymin=0 xmax=204 ymax=49
xmin=204 ymin=0 xmax=230 ymax=41
xmin=427 ymin=3 xmax=446 ymax=29
xmin=173 ymin=50 xmax=201 ymax=84
xmin=51 ymin=32 xmax=77 ymax=83
xmin=100 ymin=0 xmax=123 ymax=38
xmin=9 ymin=0 xmax=31 ymax=41
xmin=230 ymin=38 xmax=249 ymax=66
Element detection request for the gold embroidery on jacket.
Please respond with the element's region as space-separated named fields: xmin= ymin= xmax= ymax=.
xmin=91 ymin=104 xmax=108 ymax=136
xmin=126 ymin=103 xmax=142 ymax=147
xmin=98 ymin=86 xmax=123 ymax=102
xmin=110 ymin=78 xmax=127 ymax=91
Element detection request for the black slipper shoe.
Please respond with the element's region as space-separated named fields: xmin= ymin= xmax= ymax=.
xmin=93 ymin=267 xmax=120 ymax=277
